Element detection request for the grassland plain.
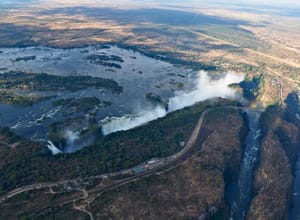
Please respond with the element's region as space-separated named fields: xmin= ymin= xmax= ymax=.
xmin=1 ymin=1 xmax=299 ymax=105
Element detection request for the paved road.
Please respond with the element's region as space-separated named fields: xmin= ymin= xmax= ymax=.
xmin=0 ymin=179 xmax=80 ymax=203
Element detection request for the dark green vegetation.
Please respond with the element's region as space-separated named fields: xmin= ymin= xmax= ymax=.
xmin=53 ymin=97 xmax=111 ymax=115
xmin=86 ymin=54 xmax=123 ymax=69
xmin=0 ymin=71 xmax=122 ymax=105
xmin=0 ymin=103 xmax=245 ymax=220
xmin=145 ymin=92 xmax=168 ymax=110
xmin=0 ymin=71 xmax=122 ymax=93
xmin=15 ymin=55 xmax=36 ymax=62
xmin=115 ymin=43 xmax=218 ymax=71
xmin=0 ymin=99 xmax=237 ymax=195
xmin=238 ymin=74 xmax=264 ymax=102
xmin=0 ymin=127 xmax=21 ymax=144
xmin=0 ymin=90 xmax=51 ymax=106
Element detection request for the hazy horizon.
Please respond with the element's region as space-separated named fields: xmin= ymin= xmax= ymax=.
xmin=2 ymin=0 xmax=300 ymax=7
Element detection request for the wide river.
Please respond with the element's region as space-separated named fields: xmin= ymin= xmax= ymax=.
xmin=0 ymin=45 xmax=243 ymax=153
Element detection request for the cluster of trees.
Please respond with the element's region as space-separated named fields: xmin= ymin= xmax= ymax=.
xmin=0 ymin=71 xmax=123 ymax=93
xmin=239 ymin=74 xmax=264 ymax=101
xmin=0 ymin=99 xmax=237 ymax=195
xmin=52 ymin=97 xmax=106 ymax=114
xmin=113 ymin=43 xmax=217 ymax=71
xmin=86 ymin=54 xmax=123 ymax=69
xmin=0 ymin=91 xmax=51 ymax=106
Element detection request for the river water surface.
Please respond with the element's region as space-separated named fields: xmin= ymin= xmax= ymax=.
xmin=0 ymin=45 xmax=244 ymax=153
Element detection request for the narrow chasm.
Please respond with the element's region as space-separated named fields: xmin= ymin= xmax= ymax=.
xmin=226 ymin=109 xmax=261 ymax=220
xmin=285 ymin=92 xmax=300 ymax=220
xmin=290 ymin=157 xmax=300 ymax=220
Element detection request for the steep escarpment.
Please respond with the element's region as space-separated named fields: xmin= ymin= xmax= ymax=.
xmin=247 ymin=106 xmax=300 ymax=220
xmin=0 ymin=100 xmax=221 ymax=195
xmin=87 ymin=108 xmax=245 ymax=220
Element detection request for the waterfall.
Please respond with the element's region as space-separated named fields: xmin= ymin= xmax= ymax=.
xmin=101 ymin=71 xmax=244 ymax=135
xmin=47 ymin=140 xmax=62 ymax=155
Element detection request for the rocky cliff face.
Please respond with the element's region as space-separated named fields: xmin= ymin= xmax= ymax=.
xmin=247 ymin=110 xmax=300 ymax=220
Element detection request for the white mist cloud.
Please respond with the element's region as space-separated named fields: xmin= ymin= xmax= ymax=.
xmin=102 ymin=106 xmax=166 ymax=135
xmin=102 ymin=71 xmax=244 ymax=135
xmin=168 ymin=71 xmax=244 ymax=111
xmin=48 ymin=129 xmax=86 ymax=155
xmin=64 ymin=130 xmax=80 ymax=145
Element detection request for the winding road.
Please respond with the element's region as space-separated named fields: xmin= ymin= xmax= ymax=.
xmin=0 ymin=107 xmax=212 ymax=201
xmin=0 ymin=106 xmax=256 ymax=219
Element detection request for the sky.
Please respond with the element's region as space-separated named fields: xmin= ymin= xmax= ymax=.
xmin=1 ymin=0 xmax=300 ymax=11
xmin=205 ymin=0 xmax=300 ymax=8
xmin=146 ymin=0 xmax=300 ymax=8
